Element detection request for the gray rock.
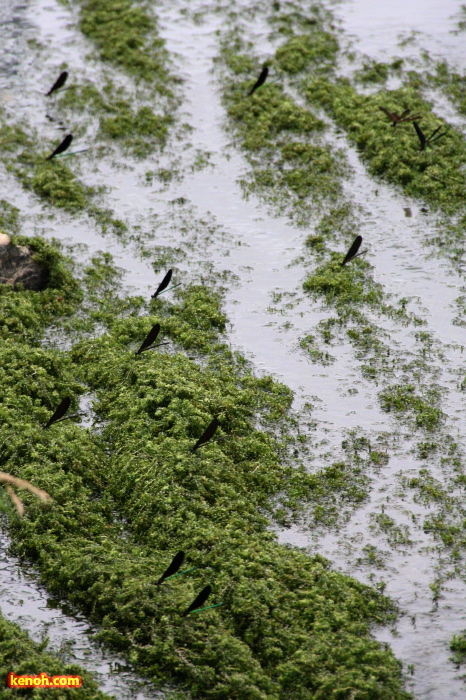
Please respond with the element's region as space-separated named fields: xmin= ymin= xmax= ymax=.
xmin=0 ymin=236 xmax=49 ymax=291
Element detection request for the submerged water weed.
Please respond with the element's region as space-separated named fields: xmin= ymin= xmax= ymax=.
xmin=354 ymin=60 xmax=390 ymax=85
xmin=0 ymin=200 xmax=20 ymax=235
xmin=0 ymin=269 xmax=412 ymax=698
xmin=79 ymin=0 xmax=172 ymax=90
xmin=270 ymin=16 xmax=466 ymax=213
xmin=219 ymin=35 xmax=345 ymax=216
xmin=450 ymin=631 xmax=466 ymax=665
xmin=456 ymin=6 xmax=466 ymax=32
xmin=303 ymin=79 xmax=466 ymax=213
xmin=434 ymin=60 xmax=466 ymax=115
xmin=369 ymin=512 xmax=413 ymax=549
xmin=275 ymin=32 xmax=339 ymax=74
xmin=378 ymin=384 xmax=444 ymax=431
xmin=0 ymin=613 xmax=113 ymax=699
xmin=303 ymin=255 xmax=382 ymax=311
xmin=59 ymin=83 xmax=174 ymax=157
xmin=0 ymin=115 xmax=126 ymax=234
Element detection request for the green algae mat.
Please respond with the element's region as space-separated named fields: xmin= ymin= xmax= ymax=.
xmin=0 ymin=236 xmax=412 ymax=698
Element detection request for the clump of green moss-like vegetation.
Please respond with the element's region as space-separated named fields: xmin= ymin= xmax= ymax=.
xmin=303 ymin=79 xmax=466 ymax=213
xmin=303 ymin=255 xmax=383 ymax=310
xmin=270 ymin=16 xmax=466 ymax=218
xmin=0 ymin=267 xmax=412 ymax=698
xmin=59 ymin=83 xmax=174 ymax=157
xmin=434 ymin=61 xmax=466 ymax=116
xmin=101 ymin=105 xmax=172 ymax=153
xmin=456 ymin=5 xmax=466 ymax=32
xmin=79 ymin=0 xmax=172 ymax=91
xmin=27 ymin=162 xmax=90 ymax=212
xmin=0 ymin=115 xmax=126 ymax=234
xmin=379 ymin=383 xmax=444 ymax=430
xmin=0 ymin=200 xmax=20 ymax=235
xmin=0 ymin=613 xmax=113 ymax=700
xmin=275 ymin=32 xmax=338 ymax=74
xmin=219 ymin=36 xmax=344 ymax=214
xmin=354 ymin=59 xmax=401 ymax=85
xmin=450 ymin=631 xmax=466 ymax=665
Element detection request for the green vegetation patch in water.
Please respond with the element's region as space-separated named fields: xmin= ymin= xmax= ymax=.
xmin=219 ymin=35 xmax=344 ymax=217
xmin=79 ymin=0 xmax=172 ymax=90
xmin=302 ymin=79 xmax=466 ymax=214
xmin=450 ymin=630 xmax=466 ymax=665
xmin=59 ymin=82 xmax=174 ymax=157
xmin=379 ymin=383 xmax=444 ymax=431
xmin=0 ymin=612 xmax=113 ymax=700
xmin=0 ymin=116 xmax=126 ymax=235
xmin=0 ymin=260 xmax=412 ymax=697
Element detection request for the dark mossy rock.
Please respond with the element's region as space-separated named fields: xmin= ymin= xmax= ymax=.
xmin=0 ymin=234 xmax=49 ymax=291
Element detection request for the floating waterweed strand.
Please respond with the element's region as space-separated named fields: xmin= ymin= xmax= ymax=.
xmin=341 ymin=235 xmax=364 ymax=267
xmin=44 ymin=397 xmax=71 ymax=429
xmin=54 ymin=149 xmax=90 ymax=159
xmin=191 ymin=417 xmax=219 ymax=452
xmin=413 ymin=121 xmax=448 ymax=151
xmin=188 ymin=602 xmax=225 ymax=615
xmin=46 ymin=134 xmax=73 ymax=161
xmin=156 ymin=551 xmax=185 ymax=585
xmin=378 ymin=106 xmax=422 ymax=127
xmin=45 ymin=70 xmax=68 ymax=96
xmin=152 ymin=269 xmax=172 ymax=300
xmin=135 ymin=323 xmax=161 ymax=355
xmin=248 ymin=66 xmax=269 ymax=96
xmin=182 ymin=585 xmax=211 ymax=617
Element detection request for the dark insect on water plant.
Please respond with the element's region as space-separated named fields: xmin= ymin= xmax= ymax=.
xmin=191 ymin=417 xmax=219 ymax=452
xmin=248 ymin=66 xmax=269 ymax=96
xmin=378 ymin=107 xmax=422 ymax=126
xmin=44 ymin=397 xmax=71 ymax=429
xmin=135 ymin=323 xmax=161 ymax=355
xmin=45 ymin=71 xmax=68 ymax=96
xmin=152 ymin=269 xmax=172 ymax=299
xmin=46 ymin=134 xmax=73 ymax=160
xmin=413 ymin=121 xmax=447 ymax=151
xmin=182 ymin=585 xmax=212 ymax=616
xmin=156 ymin=551 xmax=185 ymax=585
xmin=341 ymin=235 xmax=366 ymax=266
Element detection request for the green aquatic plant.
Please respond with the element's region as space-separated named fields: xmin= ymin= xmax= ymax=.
xmin=379 ymin=384 xmax=444 ymax=431
xmin=450 ymin=631 xmax=466 ymax=665
xmin=0 ymin=114 xmax=126 ymax=233
xmin=79 ymin=0 xmax=172 ymax=90
xmin=0 ymin=613 xmax=113 ymax=699
xmin=274 ymin=33 xmax=338 ymax=74
xmin=0 ymin=257 xmax=412 ymax=697
xmin=303 ymin=79 xmax=466 ymax=213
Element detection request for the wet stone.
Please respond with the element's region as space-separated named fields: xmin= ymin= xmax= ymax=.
xmin=0 ymin=235 xmax=49 ymax=290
